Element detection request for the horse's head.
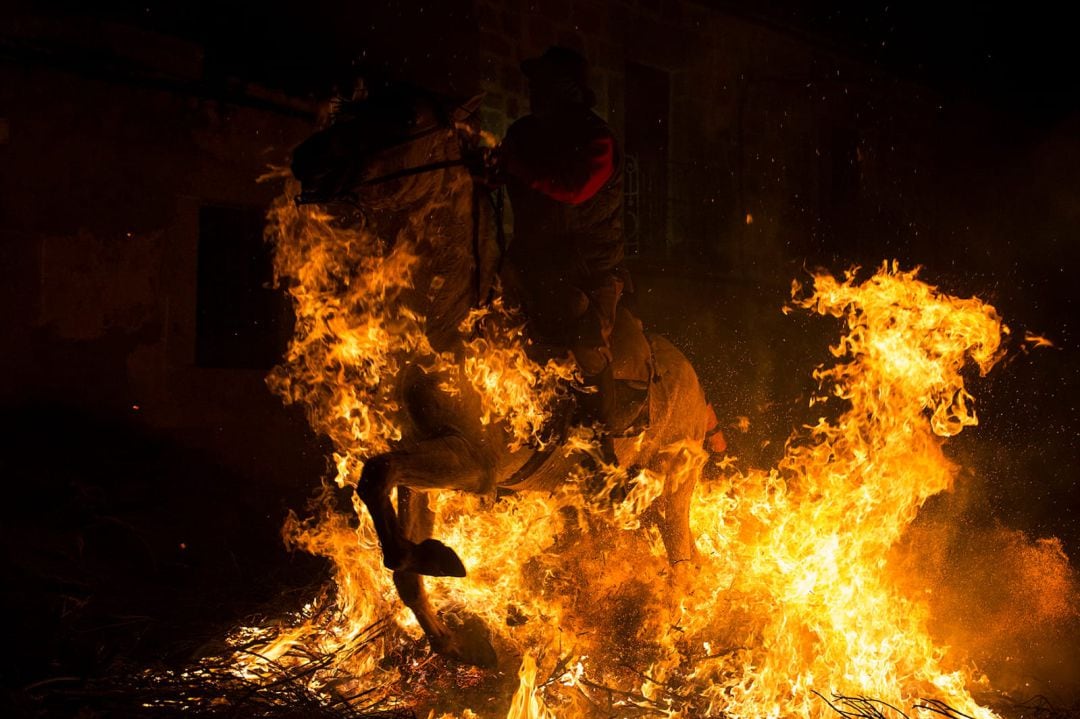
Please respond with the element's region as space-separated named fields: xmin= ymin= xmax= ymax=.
xmin=289 ymin=85 xmax=493 ymax=344
xmin=291 ymin=84 xmax=483 ymax=211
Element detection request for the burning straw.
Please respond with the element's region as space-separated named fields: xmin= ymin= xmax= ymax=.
xmin=22 ymin=607 xmax=406 ymax=718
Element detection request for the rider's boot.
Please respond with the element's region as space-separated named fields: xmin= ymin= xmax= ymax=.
xmin=581 ymin=364 xmax=617 ymax=456
xmin=580 ymin=364 xmax=631 ymax=501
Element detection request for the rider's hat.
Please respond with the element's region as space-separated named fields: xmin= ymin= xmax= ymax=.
xmin=521 ymin=46 xmax=596 ymax=107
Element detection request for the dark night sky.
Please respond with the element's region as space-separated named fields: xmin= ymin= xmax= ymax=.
xmin=727 ymin=1 xmax=1080 ymax=123
xmin=711 ymin=2 xmax=1076 ymax=111
xmin=32 ymin=0 xmax=1080 ymax=122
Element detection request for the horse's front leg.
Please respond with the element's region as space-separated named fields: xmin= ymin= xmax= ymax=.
xmin=393 ymin=488 xmax=497 ymax=667
xmin=355 ymin=433 xmax=491 ymax=577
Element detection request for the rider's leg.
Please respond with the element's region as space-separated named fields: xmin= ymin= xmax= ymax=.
xmin=577 ymin=361 xmax=618 ymax=465
xmin=574 ymin=273 xmax=623 ymax=468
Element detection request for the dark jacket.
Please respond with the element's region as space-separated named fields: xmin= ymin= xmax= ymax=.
xmin=502 ymin=107 xmax=623 ymax=289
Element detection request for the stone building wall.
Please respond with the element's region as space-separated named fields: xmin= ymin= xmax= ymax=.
xmin=1 ymin=15 xmax=321 ymax=486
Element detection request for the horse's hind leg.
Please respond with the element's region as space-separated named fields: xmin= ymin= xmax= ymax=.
xmin=356 ymin=434 xmax=490 ymax=577
xmin=394 ymin=488 xmax=497 ymax=668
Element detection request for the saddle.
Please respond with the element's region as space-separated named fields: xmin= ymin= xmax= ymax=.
xmin=503 ymin=305 xmax=654 ymax=491
xmin=526 ymin=303 xmax=653 ymax=437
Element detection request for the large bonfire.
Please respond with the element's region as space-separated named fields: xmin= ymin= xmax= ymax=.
xmin=216 ymin=182 xmax=1076 ymax=719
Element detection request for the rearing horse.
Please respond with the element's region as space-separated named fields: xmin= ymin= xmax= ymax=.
xmin=288 ymin=85 xmax=710 ymax=667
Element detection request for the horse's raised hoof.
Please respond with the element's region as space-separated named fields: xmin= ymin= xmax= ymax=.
xmin=434 ymin=613 xmax=498 ymax=668
xmin=405 ymin=538 xmax=467 ymax=577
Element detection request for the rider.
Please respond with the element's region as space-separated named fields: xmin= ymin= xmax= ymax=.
xmin=495 ymin=46 xmax=627 ymax=467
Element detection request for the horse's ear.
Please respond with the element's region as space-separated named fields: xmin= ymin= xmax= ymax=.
xmin=451 ymin=93 xmax=485 ymax=124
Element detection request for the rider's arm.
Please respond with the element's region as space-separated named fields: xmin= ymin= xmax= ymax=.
xmin=501 ymin=119 xmax=615 ymax=205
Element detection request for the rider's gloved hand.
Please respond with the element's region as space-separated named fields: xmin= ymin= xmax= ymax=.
xmin=464 ymin=145 xmax=505 ymax=189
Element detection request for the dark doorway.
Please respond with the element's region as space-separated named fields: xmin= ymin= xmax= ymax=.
xmin=624 ymin=62 xmax=671 ymax=256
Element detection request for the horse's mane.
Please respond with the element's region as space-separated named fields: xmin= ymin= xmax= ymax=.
xmin=331 ymin=82 xmax=460 ymax=126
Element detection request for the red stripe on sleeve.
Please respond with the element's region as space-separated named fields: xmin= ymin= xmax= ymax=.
xmin=528 ymin=136 xmax=615 ymax=205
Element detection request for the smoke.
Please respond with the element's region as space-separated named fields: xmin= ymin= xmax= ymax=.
xmin=891 ymin=482 xmax=1080 ymax=703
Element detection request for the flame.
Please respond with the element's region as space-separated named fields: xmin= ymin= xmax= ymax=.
xmin=456 ymin=297 xmax=580 ymax=450
xmin=263 ymin=184 xmax=434 ymax=484
xmin=506 ymin=654 xmax=556 ymax=719
xmin=223 ymin=179 xmax=586 ymax=704
xmin=221 ymin=175 xmax=1072 ymax=719
xmin=1023 ymin=332 xmax=1055 ymax=349
xmin=677 ymin=262 xmax=1007 ymax=718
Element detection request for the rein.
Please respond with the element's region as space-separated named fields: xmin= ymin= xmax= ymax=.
xmin=295 ymin=123 xmax=467 ymax=204
xmin=341 ymin=122 xmax=470 ymax=189
xmin=358 ymin=157 xmax=469 ymax=187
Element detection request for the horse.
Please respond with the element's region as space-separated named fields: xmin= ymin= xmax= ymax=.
xmin=286 ymin=84 xmax=711 ymax=667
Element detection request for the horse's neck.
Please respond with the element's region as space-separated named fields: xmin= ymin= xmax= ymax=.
xmin=408 ymin=170 xmax=488 ymax=351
